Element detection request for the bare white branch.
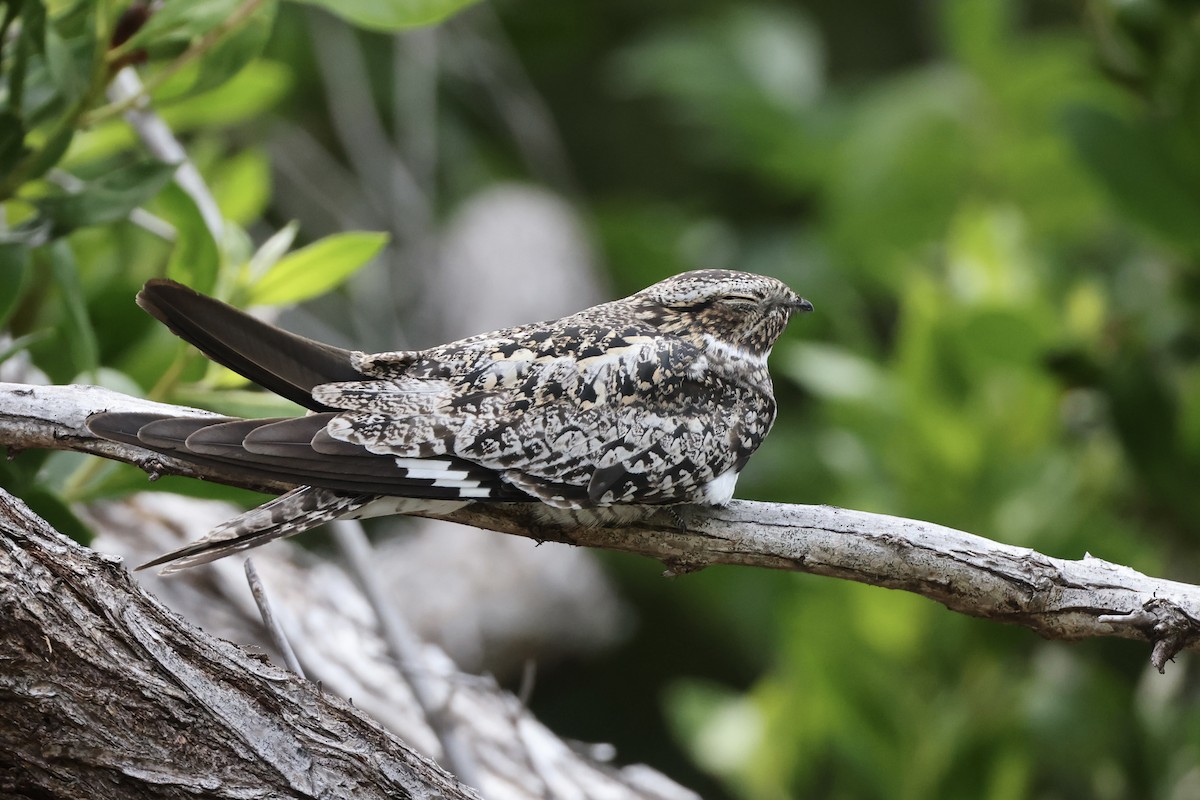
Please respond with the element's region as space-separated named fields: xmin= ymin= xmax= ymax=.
xmin=244 ymin=558 xmax=306 ymax=677
xmin=331 ymin=519 xmax=483 ymax=790
xmin=109 ymin=67 xmax=225 ymax=243
xmin=2 ymin=381 xmax=1199 ymax=672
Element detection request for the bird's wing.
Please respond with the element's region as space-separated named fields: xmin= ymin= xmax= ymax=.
xmin=315 ymin=332 xmax=768 ymax=507
xmin=85 ymin=411 xmax=528 ymax=501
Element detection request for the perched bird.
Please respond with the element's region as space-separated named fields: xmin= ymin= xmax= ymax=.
xmin=88 ymin=270 xmax=813 ymax=572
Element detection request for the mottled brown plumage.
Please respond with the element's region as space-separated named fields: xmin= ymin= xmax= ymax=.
xmin=88 ymin=270 xmax=812 ymax=572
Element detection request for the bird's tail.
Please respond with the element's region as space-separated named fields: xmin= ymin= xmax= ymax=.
xmin=137 ymin=279 xmax=364 ymax=410
xmin=139 ymin=486 xmax=375 ymax=574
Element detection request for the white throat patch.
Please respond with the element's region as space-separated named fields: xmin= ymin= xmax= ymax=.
xmin=701 ymin=334 xmax=767 ymax=367
xmin=702 ymin=468 xmax=741 ymax=506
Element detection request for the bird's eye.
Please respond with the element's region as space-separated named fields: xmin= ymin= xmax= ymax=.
xmin=717 ymin=294 xmax=758 ymax=308
xmin=671 ymin=299 xmax=716 ymax=312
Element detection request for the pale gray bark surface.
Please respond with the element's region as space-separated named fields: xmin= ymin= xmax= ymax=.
xmin=3 ymin=381 xmax=1199 ymax=672
xmin=7 ymin=381 xmax=1200 ymax=676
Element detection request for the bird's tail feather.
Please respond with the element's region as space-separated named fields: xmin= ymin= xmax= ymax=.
xmin=137 ymin=279 xmax=363 ymax=411
xmin=140 ymin=486 xmax=375 ymax=574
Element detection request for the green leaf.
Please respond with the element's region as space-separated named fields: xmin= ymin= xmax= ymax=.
xmin=120 ymin=0 xmax=243 ymax=52
xmin=825 ymin=69 xmax=973 ymax=273
xmin=158 ymin=182 xmax=220 ymax=293
xmin=158 ymin=59 xmax=291 ymax=127
xmin=783 ymin=342 xmax=888 ymax=402
xmin=0 ymin=242 xmax=31 ymax=328
xmin=121 ymin=0 xmax=277 ymax=94
xmin=44 ymin=239 xmax=98 ymax=377
xmin=245 ymin=219 xmax=298 ymax=282
xmin=288 ymin=0 xmax=482 ymax=32
xmin=941 ymin=0 xmax=1012 ymax=72
xmin=66 ymin=61 xmax=291 ymax=166
xmin=16 ymin=0 xmax=48 ymax=55
xmin=42 ymin=22 xmax=83 ymax=104
xmin=210 ymin=147 xmax=271 ymax=225
xmin=89 ymin=467 xmax=271 ymax=506
xmin=8 ymin=2 xmax=94 ymax=128
xmin=7 ymin=0 xmax=47 ymax=116
xmin=613 ymin=7 xmax=826 ymax=191
xmin=170 ymin=386 xmax=306 ymax=419
xmin=665 ymin=680 xmax=766 ymax=780
xmin=0 ymin=112 xmax=31 ymax=184
xmin=1064 ymin=106 xmax=1200 ymax=252
xmin=1104 ymin=354 xmax=1200 ymax=520
xmin=18 ymin=120 xmax=77 ymax=186
xmin=247 ymin=231 xmax=388 ymax=306
xmin=72 ymin=365 xmax=146 ymax=397
xmin=0 ymin=330 xmax=52 ymax=365
xmin=188 ymin=0 xmax=277 ymax=94
xmin=35 ymin=160 xmax=179 ymax=236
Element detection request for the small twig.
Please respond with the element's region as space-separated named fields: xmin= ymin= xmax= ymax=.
xmin=446 ymin=9 xmax=576 ymax=194
xmin=244 ymin=558 xmax=306 ymax=678
xmin=306 ymin=9 xmax=430 ymax=240
xmin=86 ymin=0 xmax=268 ymax=126
xmin=105 ymin=67 xmax=224 ymax=243
xmin=48 ymin=169 xmax=177 ymax=241
xmin=330 ymin=519 xmax=481 ymax=788
xmin=393 ymin=28 xmax=439 ymax=199
xmin=517 ymin=659 xmax=537 ymax=708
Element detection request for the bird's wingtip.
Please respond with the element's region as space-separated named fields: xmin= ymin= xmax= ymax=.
xmin=136 ymin=277 xmax=190 ymax=309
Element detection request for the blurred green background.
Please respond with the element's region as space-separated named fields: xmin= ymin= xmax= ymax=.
xmin=4 ymin=0 xmax=1200 ymax=797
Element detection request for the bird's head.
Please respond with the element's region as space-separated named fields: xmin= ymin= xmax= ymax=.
xmin=630 ymin=269 xmax=813 ymax=358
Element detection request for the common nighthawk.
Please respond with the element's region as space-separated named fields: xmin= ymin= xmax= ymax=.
xmin=87 ymin=270 xmax=812 ymax=572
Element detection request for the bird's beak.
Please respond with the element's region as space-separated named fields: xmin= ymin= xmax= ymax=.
xmin=790 ymin=298 xmax=814 ymax=314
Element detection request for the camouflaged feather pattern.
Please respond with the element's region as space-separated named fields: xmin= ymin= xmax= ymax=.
xmin=90 ymin=269 xmax=812 ymax=571
xmin=312 ymin=269 xmax=807 ymax=509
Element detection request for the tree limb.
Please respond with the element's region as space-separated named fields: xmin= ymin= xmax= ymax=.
xmin=3 ymin=381 xmax=1199 ymax=672
xmin=6 ymin=492 xmax=698 ymax=799
xmin=0 ymin=486 xmax=479 ymax=799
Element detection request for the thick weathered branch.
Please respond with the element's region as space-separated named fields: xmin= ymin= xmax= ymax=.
xmin=3 ymin=490 xmax=697 ymax=800
xmin=3 ymin=382 xmax=1200 ymax=671
xmin=0 ymin=486 xmax=479 ymax=799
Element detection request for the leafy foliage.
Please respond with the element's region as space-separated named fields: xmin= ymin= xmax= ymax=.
xmin=0 ymin=0 xmax=407 ymax=534
xmin=247 ymin=232 xmax=389 ymax=305
xmin=4 ymin=0 xmax=1200 ymax=798
xmin=586 ymin=1 xmax=1200 ymax=797
xmin=291 ymin=0 xmax=480 ymax=31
